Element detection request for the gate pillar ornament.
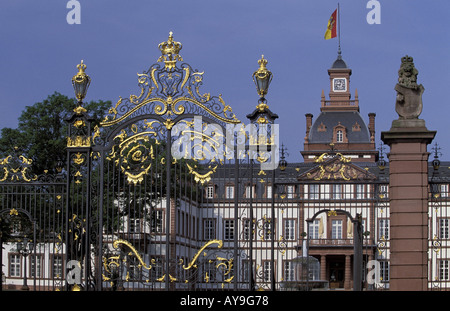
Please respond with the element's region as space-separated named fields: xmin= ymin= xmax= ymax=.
xmin=65 ymin=60 xmax=95 ymax=290
xmin=381 ymin=55 xmax=436 ymax=291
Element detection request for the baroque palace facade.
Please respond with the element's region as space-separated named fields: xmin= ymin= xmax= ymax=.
xmin=198 ymin=52 xmax=450 ymax=290
xmin=1 ymin=37 xmax=449 ymax=291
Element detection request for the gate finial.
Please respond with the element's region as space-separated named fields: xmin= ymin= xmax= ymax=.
xmin=158 ymin=31 xmax=183 ymax=70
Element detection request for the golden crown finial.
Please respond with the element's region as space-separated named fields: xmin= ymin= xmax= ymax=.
xmin=77 ymin=59 xmax=87 ymax=73
xmin=258 ymin=55 xmax=268 ymax=68
xmin=158 ymin=31 xmax=183 ymax=70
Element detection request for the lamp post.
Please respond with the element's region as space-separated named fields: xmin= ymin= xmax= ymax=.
xmin=248 ymin=55 xmax=278 ymax=290
xmin=279 ymin=144 xmax=288 ymax=171
xmin=72 ymin=60 xmax=91 ymax=104
xmin=66 ymin=60 xmax=94 ymax=290
xmin=17 ymin=237 xmax=33 ymax=291
xmin=252 ymin=55 xmax=273 ymax=110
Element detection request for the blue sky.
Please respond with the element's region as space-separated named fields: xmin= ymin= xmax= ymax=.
xmin=0 ymin=0 xmax=449 ymax=162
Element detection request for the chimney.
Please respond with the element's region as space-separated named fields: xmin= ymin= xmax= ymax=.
xmin=305 ymin=113 xmax=313 ymax=142
xmin=368 ymin=112 xmax=376 ymax=142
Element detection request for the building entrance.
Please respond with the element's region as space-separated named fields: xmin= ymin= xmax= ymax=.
xmin=328 ymin=256 xmax=345 ymax=289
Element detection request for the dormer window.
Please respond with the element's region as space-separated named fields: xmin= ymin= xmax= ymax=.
xmin=336 ymin=130 xmax=343 ymax=142
xmin=333 ymin=123 xmax=347 ymax=143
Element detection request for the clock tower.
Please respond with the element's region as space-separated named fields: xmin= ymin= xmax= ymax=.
xmin=323 ymin=52 xmax=355 ymax=111
xmin=301 ymin=53 xmax=378 ymax=162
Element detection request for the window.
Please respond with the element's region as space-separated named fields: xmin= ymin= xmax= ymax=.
xmin=263 ymin=220 xmax=273 ymax=240
xmin=151 ymin=257 xmax=164 ymax=280
xmin=30 ymin=255 xmax=43 ymax=278
xmin=129 ymin=218 xmax=140 ymax=233
xmin=224 ymin=219 xmax=234 ymax=240
xmin=52 ymin=256 xmax=63 ymax=278
xmin=439 ymin=260 xmax=450 ymax=280
xmin=266 ymin=185 xmax=272 ymax=199
xmin=380 ymin=261 xmax=390 ymax=282
xmin=243 ymin=219 xmax=252 ymax=240
xmin=129 ymin=257 xmax=142 ymax=280
xmin=263 ymin=261 xmax=272 ymax=282
xmin=284 ymin=219 xmax=295 ymax=240
xmin=379 ymin=185 xmax=389 ymax=198
xmin=152 ymin=210 xmax=163 ymax=233
xmin=441 ymin=184 xmax=449 ymax=198
xmin=245 ymin=185 xmax=255 ymax=198
xmin=308 ymin=184 xmax=319 ymax=199
xmin=331 ymin=220 xmax=343 ymax=239
xmin=10 ymin=254 xmax=21 ymax=277
xmin=204 ymin=219 xmax=215 ymax=240
xmin=356 ymin=184 xmax=365 ymax=199
xmin=332 ymin=184 xmax=342 ymax=199
xmin=287 ymin=185 xmax=294 ymax=198
xmin=206 ymin=186 xmax=214 ymax=199
xmin=284 ymin=261 xmax=295 ymax=281
xmin=309 ymin=219 xmax=320 ymax=239
xmin=336 ymin=130 xmax=343 ymax=142
xmin=440 ymin=218 xmax=449 ymax=239
xmin=204 ymin=262 xmax=216 ymax=282
xmin=379 ymin=219 xmax=389 ymax=240
xmin=225 ymin=185 xmax=234 ymax=199
xmin=242 ymin=260 xmax=251 ymax=282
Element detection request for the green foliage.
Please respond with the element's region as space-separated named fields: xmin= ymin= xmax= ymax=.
xmin=0 ymin=92 xmax=111 ymax=175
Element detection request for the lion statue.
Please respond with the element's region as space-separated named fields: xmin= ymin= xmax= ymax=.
xmin=395 ymin=55 xmax=424 ymax=119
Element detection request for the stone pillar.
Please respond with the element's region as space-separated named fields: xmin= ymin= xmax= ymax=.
xmin=382 ymin=122 xmax=435 ymax=290
xmin=320 ymin=255 xmax=327 ymax=281
xmin=344 ymin=255 xmax=351 ymax=290
xmin=381 ymin=55 xmax=436 ymax=291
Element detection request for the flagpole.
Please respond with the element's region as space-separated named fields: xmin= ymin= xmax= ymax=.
xmin=338 ymin=2 xmax=341 ymax=56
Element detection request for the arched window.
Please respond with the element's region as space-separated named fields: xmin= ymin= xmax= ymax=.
xmin=333 ymin=124 xmax=347 ymax=143
xmin=336 ymin=130 xmax=343 ymax=142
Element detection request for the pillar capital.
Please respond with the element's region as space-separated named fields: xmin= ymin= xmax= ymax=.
xmin=381 ymin=125 xmax=436 ymax=147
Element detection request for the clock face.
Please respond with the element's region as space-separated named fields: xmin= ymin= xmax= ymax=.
xmin=333 ymin=78 xmax=347 ymax=92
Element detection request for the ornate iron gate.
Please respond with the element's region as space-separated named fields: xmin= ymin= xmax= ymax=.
xmin=0 ymin=148 xmax=66 ymax=291
xmin=68 ymin=32 xmax=255 ymax=291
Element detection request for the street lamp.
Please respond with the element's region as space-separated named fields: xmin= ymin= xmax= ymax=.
xmin=17 ymin=237 xmax=34 ymax=291
xmin=279 ymin=144 xmax=288 ymax=171
xmin=432 ymin=142 xmax=441 ymax=171
xmin=252 ymin=55 xmax=273 ymax=111
xmin=72 ymin=60 xmax=91 ymax=104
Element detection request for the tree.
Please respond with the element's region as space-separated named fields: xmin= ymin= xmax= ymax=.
xmin=0 ymin=92 xmax=111 ymax=175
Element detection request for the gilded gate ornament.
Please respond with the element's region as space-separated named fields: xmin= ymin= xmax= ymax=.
xmin=103 ymin=239 xmax=232 ymax=287
xmin=0 ymin=149 xmax=37 ymax=182
xmin=305 ymin=153 xmax=374 ymax=181
xmin=158 ymin=31 xmax=183 ymax=71
xmin=106 ymin=125 xmax=157 ymax=185
xmin=99 ymin=32 xmax=240 ymax=129
xmin=96 ymin=32 xmax=241 ymax=184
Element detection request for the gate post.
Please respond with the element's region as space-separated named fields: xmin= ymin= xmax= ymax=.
xmin=65 ymin=60 xmax=94 ymax=290
xmin=353 ymin=213 xmax=363 ymax=291
xmin=381 ymin=56 xmax=435 ymax=290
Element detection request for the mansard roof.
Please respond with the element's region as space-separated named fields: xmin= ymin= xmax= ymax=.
xmin=308 ymin=111 xmax=371 ymax=144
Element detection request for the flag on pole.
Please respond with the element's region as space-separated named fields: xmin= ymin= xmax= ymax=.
xmin=324 ymin=9 xmax=337 ymax=40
